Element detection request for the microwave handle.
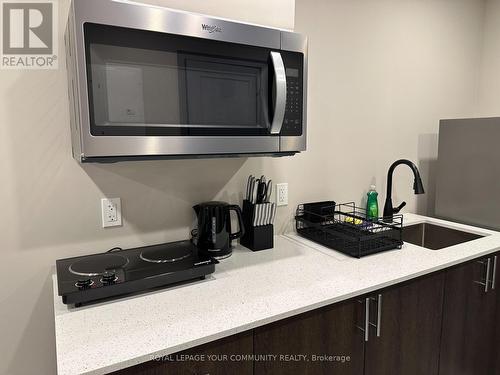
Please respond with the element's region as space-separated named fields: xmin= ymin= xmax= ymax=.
xmin=270 ymin=51 xmax=287 ymax=135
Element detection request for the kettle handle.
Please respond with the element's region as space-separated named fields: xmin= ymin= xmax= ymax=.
xmin=228 ymin=205 xmax=245 ymax=240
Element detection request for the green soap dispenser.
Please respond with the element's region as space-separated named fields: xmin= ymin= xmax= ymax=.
xmin=366 ymin=185 xmax=379 ymax=220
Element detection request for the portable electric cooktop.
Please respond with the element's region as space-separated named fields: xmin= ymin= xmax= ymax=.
xmin=56 ymin=240 xmax=218 ymax=306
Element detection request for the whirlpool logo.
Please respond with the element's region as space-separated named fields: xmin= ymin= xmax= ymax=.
xmin=201 ymin=23 xmax=222 ymax=33
xmin=1 ymin=0 xmax=58 ymax=69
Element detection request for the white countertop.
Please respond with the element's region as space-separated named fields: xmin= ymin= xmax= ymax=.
xmin=53 ymin=214 xmax=500 ymax=375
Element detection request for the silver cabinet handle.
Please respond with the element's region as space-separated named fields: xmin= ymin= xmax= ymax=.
xmin=369 ymin=294 xmax=383 ymax=337
xmin=474 ymin=258 xmax=492 ymax=293
xmin=492 ymin=256 xmax=497 ymax=290
xmin=269 ymin=51 xmax=286 ymax=135
xmin=485 ymin=258 xmax=491 ymax=293
xmin=364 ymin=297 xmax=370 ymax=342
xmin=357 ymin=298 xmax=370 ymax=342
xmin=376 ymin=294 xmax=382 ymax=337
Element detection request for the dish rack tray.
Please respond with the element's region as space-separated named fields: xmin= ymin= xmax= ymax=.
xmin=295 ymin=202 xmax=403 ymax=258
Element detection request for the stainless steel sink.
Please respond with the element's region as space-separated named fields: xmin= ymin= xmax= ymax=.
xmin=402 ymin=223 xmax=484 ymax=250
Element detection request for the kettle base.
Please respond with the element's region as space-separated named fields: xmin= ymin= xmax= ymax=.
xmin=200 ymin=247 xmax=232 ymax=260
xmin=212 ymin=252 xmax=232 ymax=260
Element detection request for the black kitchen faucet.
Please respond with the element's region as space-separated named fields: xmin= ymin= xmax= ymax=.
xmin=383 ymin=159 xmax=425 ymax=221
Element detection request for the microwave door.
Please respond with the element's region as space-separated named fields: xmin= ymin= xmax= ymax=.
xmin=85 ymin=24 xmax=276 ymax=138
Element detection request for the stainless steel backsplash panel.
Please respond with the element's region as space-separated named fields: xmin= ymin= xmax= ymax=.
xmin=436 ymin=117 xmax=500 ymax=230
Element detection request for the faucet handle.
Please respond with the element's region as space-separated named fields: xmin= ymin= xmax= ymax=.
xmin=393 ymin=201 xmax=407 ymax=214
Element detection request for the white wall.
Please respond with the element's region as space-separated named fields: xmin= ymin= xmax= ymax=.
xmin=478 ymin=0 xmax=500 ymax=115
xmin=294 ymin=0 xmax=484 ymax=218
xmin=0 ymin=0 xmax=485 ymax=374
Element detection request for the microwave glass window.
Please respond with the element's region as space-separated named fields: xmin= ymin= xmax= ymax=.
xmin=90 ymin=44 xmax=267 ymax=129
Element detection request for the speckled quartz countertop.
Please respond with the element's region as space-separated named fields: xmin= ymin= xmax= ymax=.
xmin=53 ymin=213 xmax=500 ymax=375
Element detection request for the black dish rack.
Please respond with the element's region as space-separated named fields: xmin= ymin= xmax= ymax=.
xmin=295 ymin=202 xmax=403 ymax=258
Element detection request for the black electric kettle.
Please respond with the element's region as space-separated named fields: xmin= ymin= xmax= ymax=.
xmin=193 ymin=201 xmax=245 ymax=259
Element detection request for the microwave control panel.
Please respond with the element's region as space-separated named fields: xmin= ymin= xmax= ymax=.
xmin=281 ymin=67 xmax=303 ymax=136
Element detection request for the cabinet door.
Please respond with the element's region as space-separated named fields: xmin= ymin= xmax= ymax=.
xmin=439 ymin=256 xmax=498 ymax=375
xmin=111 ymin=331 xmax=253 ymax=375
xmin=364 ymin=272 xmax=445 ymax=375
xmin=254 ymin=299 xmax=365 ymax=375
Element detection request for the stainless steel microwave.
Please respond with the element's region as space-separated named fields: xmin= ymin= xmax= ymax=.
xmin=65 ymin=0 xmax=308 ymax=162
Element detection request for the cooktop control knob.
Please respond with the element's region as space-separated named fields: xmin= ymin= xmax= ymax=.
xmin=101 ymin=271 xmax=116 ymax=284
xmin=76 ymin=278 xmax=92 ymax=289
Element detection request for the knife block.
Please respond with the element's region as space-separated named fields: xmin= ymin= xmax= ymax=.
xmin=240 ymin=200 xmax=274 ymax=251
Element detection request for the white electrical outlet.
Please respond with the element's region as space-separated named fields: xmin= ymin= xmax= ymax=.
xmin=101 ymin=198 xmax=122 ymax=228
xmin=276 ymin=183 xmax=288 ymax=206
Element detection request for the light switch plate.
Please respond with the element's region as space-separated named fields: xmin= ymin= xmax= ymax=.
xmin=101 ymin=198 xmax=122 ymax=228
xmin=276 ymin=183 xmax=288 ymax=206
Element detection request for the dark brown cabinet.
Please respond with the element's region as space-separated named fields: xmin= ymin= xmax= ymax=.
xmin=252 ymin=272 xmax=445 ymax=375
xmin=439 ymin=254 xmax=499 ymax=375
xmin=110 ymin=331 xmax=253 ymax=375
xmin=363 ymin=272 xmax=445 ymax=375
xmin=254 ymin=299 xmax=365 ymax=375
